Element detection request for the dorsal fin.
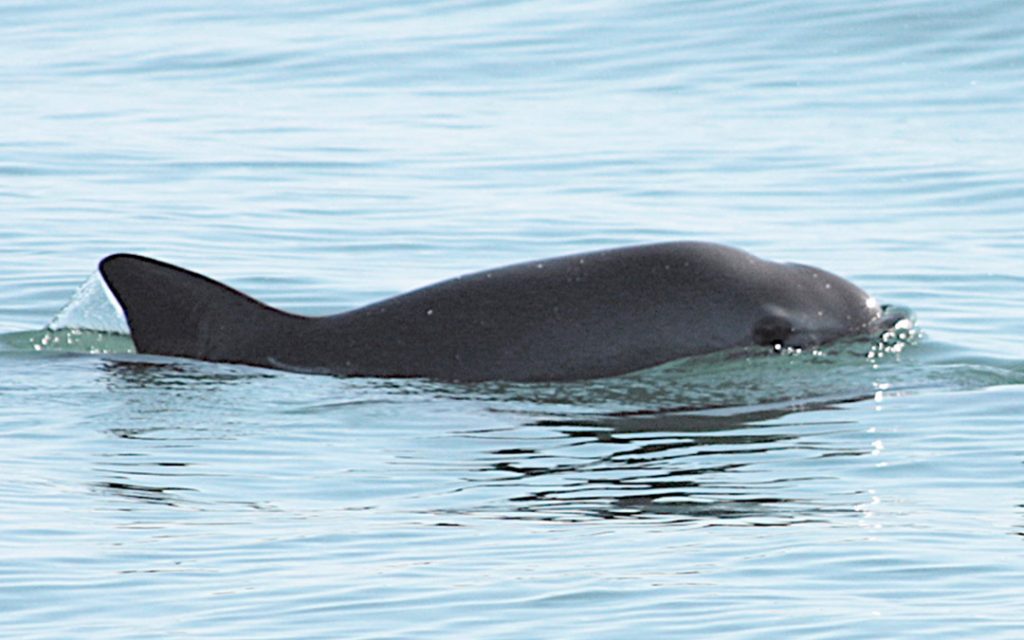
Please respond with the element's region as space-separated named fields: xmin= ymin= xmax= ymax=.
xmin=99 ymin=254 xmax=300 ymax=363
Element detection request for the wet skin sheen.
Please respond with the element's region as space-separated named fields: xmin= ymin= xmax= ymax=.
xmin=99 ymin=242 xmax=889 ymax=382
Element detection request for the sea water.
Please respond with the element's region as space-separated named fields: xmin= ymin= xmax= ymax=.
xmin=2 ymin=1 xmax=1024 ymax=637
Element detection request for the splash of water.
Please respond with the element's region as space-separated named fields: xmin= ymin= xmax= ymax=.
xmin=2 ymin=272 xmax=136 ymax=354
xmin=47 ymin=271 xmax=129 ymax=334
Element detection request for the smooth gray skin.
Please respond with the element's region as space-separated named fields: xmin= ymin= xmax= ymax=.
xmin=99 ymin=242 xmax=888 ymax=382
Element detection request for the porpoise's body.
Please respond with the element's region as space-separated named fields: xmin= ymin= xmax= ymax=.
xmin=99 ymin=242 xmax=889 ymax=382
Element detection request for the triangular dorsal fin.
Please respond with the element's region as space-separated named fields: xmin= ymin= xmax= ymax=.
xmin=99 ymin=254 xmax=300 ymax=363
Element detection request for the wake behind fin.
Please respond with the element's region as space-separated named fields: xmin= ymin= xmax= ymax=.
xmin=99 ymin=254 xmax=300 ymax=364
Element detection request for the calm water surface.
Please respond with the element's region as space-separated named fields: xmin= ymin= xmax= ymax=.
xmin=3 ymin=1 xmax=1024 ymax=638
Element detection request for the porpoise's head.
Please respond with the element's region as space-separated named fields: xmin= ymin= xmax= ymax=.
xmin=749 ymin=261 xmax=894 ymax=350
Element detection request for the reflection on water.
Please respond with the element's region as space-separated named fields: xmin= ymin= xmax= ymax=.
xmin=82 ymin=326 xmax=1023 ymax=531
xmin=91 ymin=354 xmax=883 ymax=529
xmin=100 ymin=358 xmax=276 ymax=390
xmin=95 ymin=477 xmax=195 ymax=507
xmin=467 ymin=398 xmax=876 ymax=525
xmin=92 ymin=361 xmax=288 ymax=514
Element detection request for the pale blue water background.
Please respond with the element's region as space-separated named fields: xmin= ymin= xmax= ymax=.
xmin=3 ymin=1 xmax=1024 ymax=637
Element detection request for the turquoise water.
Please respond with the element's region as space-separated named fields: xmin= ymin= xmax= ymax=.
xmin=3 ymin=0 xmax=1024 ymax=637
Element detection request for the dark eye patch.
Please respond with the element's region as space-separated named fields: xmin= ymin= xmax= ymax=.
xmin=752 ymin=315 xmax=794 ymax=347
